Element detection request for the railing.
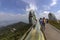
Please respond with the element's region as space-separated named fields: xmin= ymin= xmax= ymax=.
xmin=20 ymin=20 xmax=46 ymax=40
xmin=20 ymin=24 xmax=35 ymax=40
xmin=20 ymin=17 xmax=37 ymax=40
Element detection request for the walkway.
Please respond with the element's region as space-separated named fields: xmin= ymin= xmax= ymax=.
xmin=45 ymin=24 xmax=60 ymax=40
xmin=25 ymin=20 xmax=45 ymax=40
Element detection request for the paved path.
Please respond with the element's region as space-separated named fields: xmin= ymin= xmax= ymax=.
xmin=25 ymin=20 xmax=45 ymax=40
xmin=45 ymin=24 xmax=60 ymax=40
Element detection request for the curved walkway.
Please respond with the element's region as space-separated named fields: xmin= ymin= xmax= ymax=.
xmin=44 ymin=24 xmax=60 ymax=40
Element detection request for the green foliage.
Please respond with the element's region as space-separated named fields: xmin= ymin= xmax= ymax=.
xmin=0 ymin=22 xmax=31 ymax=40
xmin=49 ymin=20 xmax=60 ymax=30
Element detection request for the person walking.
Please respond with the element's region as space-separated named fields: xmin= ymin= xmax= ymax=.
xmin=39 ymin=18 xmax=43 ymax=30
xmin=39 ymin=18 xmax=43 ymax=26
xmin=46 ymin=19 xmax=48 ymax=23
xmin=42 ymin=17 xmax=46 ymax=31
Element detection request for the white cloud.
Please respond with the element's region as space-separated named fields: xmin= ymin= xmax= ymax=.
xmin=39 ymin=10 xmax=60 ymax=20
xmin=22 ymin=0 xmax=37 ymax=11
xmin=22 ymin=0 xmax=50 ymax=19
xmin=22 ymin=0 xmax=36 ymax=4
xmin=0 ymin=12 xmax=28 ymax=22
xmin=39 ymin=11 xmax=49 ymax=19
xmin=26 ymin=4 xmax=37 ymax=11
xmin=43 ymin=11 xmax=49 ymax=13
xmin=22 ymin=0 xmax=38 ymax=20
xmin=41 ymin=11 xmax=60 ymax=20
xmin=57 ymin=10 xmax=60 ymax=13
xmin=50 ymin=0 xmax=57 ymax=6
xmin=55 ymin=10 xmax=60 ymax=20
xmin=0 ymin=12 xmax=29 ymax=26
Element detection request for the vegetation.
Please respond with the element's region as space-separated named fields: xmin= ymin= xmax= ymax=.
xmin=0 ymin=22 xmax=31 ymax=40
xmin=49 ymin=20 xmax=60 ymax=30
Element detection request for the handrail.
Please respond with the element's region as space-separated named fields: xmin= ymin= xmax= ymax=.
xmin=20 ymin=24 xmax=36 ymax=40
xmin=20 ymin=22 xmax=46 ymax=40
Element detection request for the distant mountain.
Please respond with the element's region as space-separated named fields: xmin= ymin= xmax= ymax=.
xmin=0 ymin=22 xmax=31 ymax=40
xmin=0 ymin=20 xmax=23 ymax=27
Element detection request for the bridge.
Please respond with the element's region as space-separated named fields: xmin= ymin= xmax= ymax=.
xmin=20 ymin=19 xmax=45 ymax=40
xmin=19 ymin=10 xmax=46 ymax=40
xmin=19 ymin=10 xmax=60 ymax=40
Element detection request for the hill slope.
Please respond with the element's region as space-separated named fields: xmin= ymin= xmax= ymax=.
xmin=48 ymin=20 xmax=60 ymax=30
xmin=0 ymin=22 xmax=31 ymax=40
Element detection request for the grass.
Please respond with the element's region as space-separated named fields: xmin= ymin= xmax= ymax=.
xmin=48 ymin=20 xmax=60 ymax=30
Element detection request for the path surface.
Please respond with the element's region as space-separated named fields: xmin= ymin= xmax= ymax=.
xmin=45 ymin=24 xmax=60 ymax=40
xmin=25 ymin=20 xmax=45 ymax=40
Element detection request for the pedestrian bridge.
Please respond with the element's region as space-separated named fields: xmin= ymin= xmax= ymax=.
xmin=20 ymin=10 xmax=60 ymax=40
xmin=19 ymin=10 xmax=46 ymax=40
xmin=20 ymin=19 xmax=45 ymax=40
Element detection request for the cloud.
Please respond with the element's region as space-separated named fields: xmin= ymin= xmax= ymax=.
xmin=38 ymin=10 xmax=60 ymax=20
xmin=42 ymin=10 xmax=60 ymax=20
xmin=0 ymin=0 xmax=37 ymax=26
xmin=22 ymin=0 xmax=52 ymax=19
xmin=0 ymin=12 xmax=29 ymax=26
xmin=26 ymin=4 xmax=37 ymax=11
xmin=55 ymin=10 xmax=60 ymax=20
xmin=43 ymin=11 xmax=49 ymax=13
xmin=39 ymin=11 xmax=49 ymax=19
xmin=43 ymin=5 xmax=50 ymax=10
xmin=22 ymin=0 xmax=37 ymax=11
xmin=22 ymin=0 xmax=36 ymax=4
xmin=50 ymin=0 xmax=57 ymax=6
xmin=42 ymin=0 xmax=57 ymax=11
xmin=57 ymin=10 xmax=60 ymax=13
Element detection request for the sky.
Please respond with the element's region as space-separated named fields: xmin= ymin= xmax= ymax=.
xmin=0 ymin=0 xmax=60 ymax=26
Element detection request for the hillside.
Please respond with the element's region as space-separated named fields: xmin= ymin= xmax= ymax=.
xmin=48 ymin=20 xmax=60 ymax=30
xmin=0 ymin=22 xmax=31 ymax=40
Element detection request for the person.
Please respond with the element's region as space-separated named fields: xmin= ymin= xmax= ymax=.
xmin=46 ymin=19 xmax=48 ymax=23
xmin=39 ymin=18 xmax=43 ymax=26
xmin=39 ymin=18 xmax=43 ymax=31
xmin=42 ymin=17 xmax=46 ymax=31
